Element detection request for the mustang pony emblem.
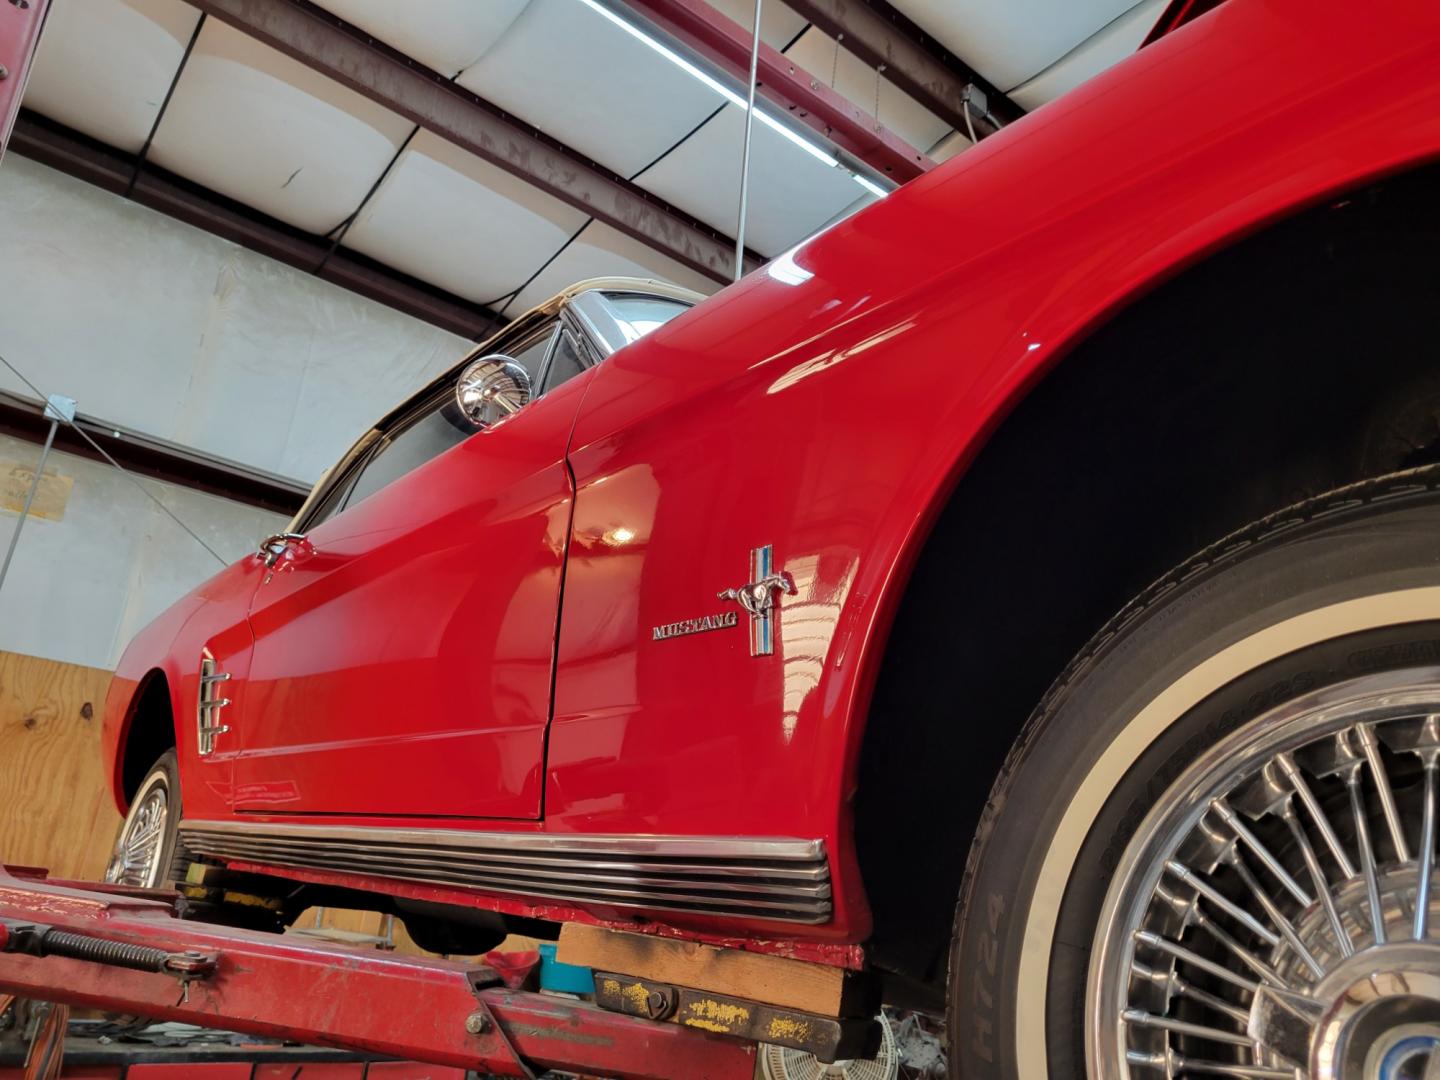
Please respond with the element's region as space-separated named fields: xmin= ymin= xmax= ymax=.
xmin=718 ymin=545 xmax=795 ymax=657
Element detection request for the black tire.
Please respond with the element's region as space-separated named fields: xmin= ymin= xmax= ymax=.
xmin=105 ymin=749 xmax=182 ymax=888
xmin=948 ymin=465 xmax=1440 ymax=1078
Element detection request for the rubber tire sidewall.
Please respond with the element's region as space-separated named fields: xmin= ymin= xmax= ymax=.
xmin=948 ymin=474 xmax=1440 ymax=1079
xmin=110 ymin=749 xmax=182 ymax=888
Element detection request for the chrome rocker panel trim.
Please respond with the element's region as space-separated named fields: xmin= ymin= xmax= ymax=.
xmin=178 ymin=820 xmax=833 ymax=924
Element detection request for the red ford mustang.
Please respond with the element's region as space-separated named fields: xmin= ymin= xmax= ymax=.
xmin=100 ymin=1 xmax=1440 ymax=1075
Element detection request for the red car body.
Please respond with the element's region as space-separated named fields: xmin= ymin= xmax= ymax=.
xmin=101 ymin=0 xmax=1440 ymax=967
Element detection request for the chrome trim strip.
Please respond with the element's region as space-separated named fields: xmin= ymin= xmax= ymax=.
xmin=196 ymin=655 xmax=230 ymax=757
xmin=182 ymin=819 xmax=823 ymax=860
xmin=175 ymin=835 xmax=830 ymax=883
xmin=183 ymin=839 xmax=832 ymax=898
xmin=179 ymin=820 xmax=832 ymax=924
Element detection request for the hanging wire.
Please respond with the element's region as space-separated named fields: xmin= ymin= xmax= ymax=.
xmin=126 ymin=13 xmax=205 ymax=196
xmin=874 ymin=63 xmax=885 ymax=131
xmin=0 ymin=354 xmax=227 ymax=565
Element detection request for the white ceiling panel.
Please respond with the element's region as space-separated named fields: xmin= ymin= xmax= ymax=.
xmin=23 ymin=0 xmax=201 ymax=153
xmin=784 ymin=26 xmax=951 ymax=153
xmin=146 ymin=19 xmax=412 ymax=235
xmin=308 ymin=0 xmax=529 ymax=77
xmin=704 ymin=0 xmax=808 ymax=50
xmin=638 ymin=103 xmax=873 ymax=258
xmin=929 ymin=129 xmax=972 ymax=163
xmin=1009 ymin=0 xmax=1164 ymax=110
xmin=892 ymin=0 xmax=1148 ymax=91
xmin=508 ymin=219 xmax=718 ymax=314
xmin=344 ymin=131 xmax=589 ymax=305
xmin=455 ymin=0 xmax=729 ymax=178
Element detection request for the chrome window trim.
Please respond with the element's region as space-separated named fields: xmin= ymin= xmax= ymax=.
xmin=178 ymin=819 xmax=832 ymax=924
xmin=526 ymin=322 xmax=566 ymax=392
xmin=566 ymin=289 xmax=694 ymax=358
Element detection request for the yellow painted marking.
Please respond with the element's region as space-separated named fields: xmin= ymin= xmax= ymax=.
xmin=683 ymin=999 xmax=750 ymax=1028
xmin=766 ymin=1016 xmax=812 ymax=1041
xmin=620 ymin=981 xmax=652 ymax=1013
xmin=682 ymin=1019 xmax=731 ymax=1033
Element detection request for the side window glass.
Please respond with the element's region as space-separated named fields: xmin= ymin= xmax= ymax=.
xmin=303 ymin=324 xmax=563 ymax=524
xmin=508 ymin=328 xmax=557 ymax=383
xmin=341 ymin=396 xmax=473 ymax=511
xmin=542 ymin=330 xmax=588 ymax=394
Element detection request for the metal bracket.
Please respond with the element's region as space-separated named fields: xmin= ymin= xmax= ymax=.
xmin=593 ymin=971 xmax=880 ymax=1063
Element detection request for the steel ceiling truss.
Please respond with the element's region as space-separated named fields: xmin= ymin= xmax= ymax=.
xmin=187 ymin=0 xmax=763 ymax=284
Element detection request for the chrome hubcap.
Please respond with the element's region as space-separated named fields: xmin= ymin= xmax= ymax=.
xmin=105 ymin=782 xmax=168 ymax=888
xmin=1089 ymin=670 xmax=1440 ymax=1079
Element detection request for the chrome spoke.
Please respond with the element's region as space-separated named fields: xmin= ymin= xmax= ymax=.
xmin=1191 ymin=909 xmax=1285 ymax=987
xmin=1172 ymin=977 xmax=1251 ymax=1027
xmin=1122 ymin=1009 xmax=1253 ymax=1048
xmin=1134 ymin=930 xmax=1261 ymax=993
xmin=1416 ymin=756 xmax=1437 ymax=940
xmin=1347 ymin=769 xmax=1388 ymax=947
xmin=1355 ymin=723 xmax=1410 ymax=862
xmin=1167 ymin=860 xmax=1280 ymax=947
xmin=1125 ymin=1049 xmax=1296 ymax=1078
xmin=1225 ymin=852 xmax=1321 ymax=979
xmin=1277 ymin=752 xmax=1355 ymax=879
xmin=1210 ymin=799 xmax=1311 ymax=907
xmin=1280 ymin=800 xmax=1352 ymax=958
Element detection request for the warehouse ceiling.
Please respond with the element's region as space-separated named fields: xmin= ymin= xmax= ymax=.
xmin=17 ymin=0 xmax=1167 ymax=331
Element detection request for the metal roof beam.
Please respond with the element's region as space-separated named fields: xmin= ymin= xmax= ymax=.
xmin=11 ymin=112 xmax=504 ymax=340
xmin=0 ymin=388 xmax=309 ymax=515
xmin=619 ymin=0 xmax=934 ymax=183
xmin=781 ymin=0 xmax=1024 ymax=139
xmin=187 ymin=0 xmax=759 ymax=284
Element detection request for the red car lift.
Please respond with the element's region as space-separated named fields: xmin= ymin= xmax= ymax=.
xmin=0 ymin=866 xmax=757 ymax=1079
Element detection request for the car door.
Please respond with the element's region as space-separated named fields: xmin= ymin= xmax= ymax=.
xmin=231 ymin=324 xmax=582 ymax=819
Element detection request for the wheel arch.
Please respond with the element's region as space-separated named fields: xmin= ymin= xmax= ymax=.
xmin=849 ymin=157 xmax=1440 ymax=1000
xmin=114 ymin=668 xmax=179 ymax=812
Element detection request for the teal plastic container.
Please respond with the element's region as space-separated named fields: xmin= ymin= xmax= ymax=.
xmin=538 ymin=942 xmax=595 ymax=994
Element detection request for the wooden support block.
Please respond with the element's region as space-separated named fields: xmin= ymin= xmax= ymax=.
xmin=557 ymin=923 xmax=854 ymax=1017
xmin=0 ymin=649 xmax=118 ymax=881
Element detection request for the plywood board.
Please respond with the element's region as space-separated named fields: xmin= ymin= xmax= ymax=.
xmin=0 ymin=460 xmax=73 ymax=520
xmin=0 ymin=649 xmax=119 ymax=879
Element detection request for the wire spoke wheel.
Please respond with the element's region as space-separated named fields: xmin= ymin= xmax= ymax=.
xmin=1089 ymin=669 xmax=1440 ymax=1079
xmin=105 ymin=779 xmax=170 ymax=888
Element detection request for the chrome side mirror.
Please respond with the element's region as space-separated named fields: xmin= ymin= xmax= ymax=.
xmin=456 ymin=355 xmax=532 ymax=428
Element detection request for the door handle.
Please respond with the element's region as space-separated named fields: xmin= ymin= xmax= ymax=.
xmin=258 ymin=531 xmax=307 ymax=567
